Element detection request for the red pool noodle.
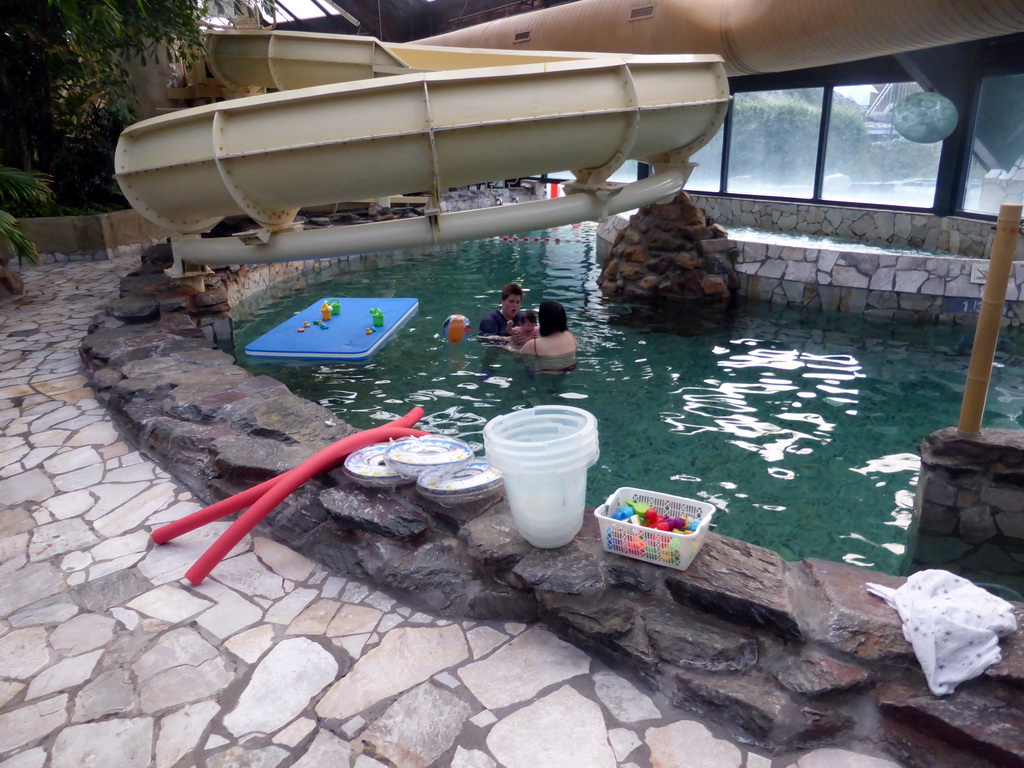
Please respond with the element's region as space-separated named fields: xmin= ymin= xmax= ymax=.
xmin=150 ymin=407 xmax=427 ymax=585
xmin=184 ymin=422 xmax=427 ymax=585
xmin=151 ymin=479 xmax=274 ymax=545
xmin=151 ymin=407 xmax=425 ymax=545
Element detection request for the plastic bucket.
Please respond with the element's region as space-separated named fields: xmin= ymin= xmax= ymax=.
xmin=483 ymin=406 xmax=599 ymax=548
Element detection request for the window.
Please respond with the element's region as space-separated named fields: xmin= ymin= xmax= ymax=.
xmin=963 ymin=73 xmax=1024 ymax=215
xmin=608 ymin=160 xmax=640 ymax=184
xmin=727 ymin=88 xmax=823 ymax=199
xmin=686 ymin=125 xmax=724 ymax=193
xmin=823 ymin=83 xmax=940 ymax=208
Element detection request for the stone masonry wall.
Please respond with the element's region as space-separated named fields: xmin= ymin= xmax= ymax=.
xmin=914 ymin=428 xmax=1024 ymax=600
xmin=440 ymin=183 xmax=545 ymax=213
xmin=77 ymin=241 xmax=1024 ymax=767
xmin=598 ymin=213 xmax=1024 ymax=326
xmin=690 ymin=196 xmax=1023 ymax=261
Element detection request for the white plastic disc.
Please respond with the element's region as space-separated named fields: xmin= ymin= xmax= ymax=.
xmin=383 ymin=436 xmax=474 ymax=478
xmin=343 ymin=442 xmax=413 ymax=488
xmin=416 ymin=460 xmax=503 ymax=504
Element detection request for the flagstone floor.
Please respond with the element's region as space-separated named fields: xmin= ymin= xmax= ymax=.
xmin=0 ymin=252 xmax=904 ymax=768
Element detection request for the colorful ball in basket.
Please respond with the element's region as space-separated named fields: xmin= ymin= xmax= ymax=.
xmin=442 ymin=314 xmax=472 ymax=343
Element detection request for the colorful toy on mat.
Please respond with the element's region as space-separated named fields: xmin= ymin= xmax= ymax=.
xmin=248 ymin=297 xmax=418 ymax=362
xmin=442 ymin=314 xmax=472 ymax=343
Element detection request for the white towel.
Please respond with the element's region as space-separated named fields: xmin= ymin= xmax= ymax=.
xmin=866 ymin=569 xmax=1017 ymax=696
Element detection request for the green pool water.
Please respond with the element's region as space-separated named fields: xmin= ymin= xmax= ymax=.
xmin=233 ymin=222 xmax=1024 ymax=575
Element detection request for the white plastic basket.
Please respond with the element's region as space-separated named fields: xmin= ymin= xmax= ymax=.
xmin=594 ymin=487 xmax=716 ymax=571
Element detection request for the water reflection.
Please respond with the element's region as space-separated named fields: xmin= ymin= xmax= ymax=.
xmin=233 ymin=224 xmax=1024 ymax=575
xmin=663 ymin=344 xmax=863 ymax=467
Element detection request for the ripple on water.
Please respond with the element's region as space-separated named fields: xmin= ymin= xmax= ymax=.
xmin=234 ymin=223 xmax=1024 ymax=575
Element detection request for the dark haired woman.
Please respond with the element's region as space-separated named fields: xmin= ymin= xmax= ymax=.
xmin=517 ymin=300 xmax=577 ymax=372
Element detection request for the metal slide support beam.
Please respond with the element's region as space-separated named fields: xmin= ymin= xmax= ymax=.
xmin=172 ymin=170 xmax=688 ymax=267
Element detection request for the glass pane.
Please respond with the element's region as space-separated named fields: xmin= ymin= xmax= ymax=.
xmin=963 ymin=73 xmax=1024 ymax=215
xmin=823 ymin=83 xmax=940 ymax=208
xmin=685 ymin=126 xmax=723 ymax=192
xmin=727 ymin=88 xmax=822 ymax=198
xmin=608 ymin=160 xmax=640 ymax=183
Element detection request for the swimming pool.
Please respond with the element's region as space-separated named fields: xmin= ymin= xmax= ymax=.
xmin=233 ymin=222 xmax=1024 ymax=575
xmin=726 ymin=226 xmax=953 ymax=258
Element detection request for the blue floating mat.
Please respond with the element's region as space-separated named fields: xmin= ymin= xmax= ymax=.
xmin=245 ymin=297 xmax=418 ymax=362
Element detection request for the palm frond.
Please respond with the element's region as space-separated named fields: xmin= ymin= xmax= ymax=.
xmin=0 ymin=210 xmax=40 ymax=265
xmin=0 ymin=165 xmax=54 ymax=207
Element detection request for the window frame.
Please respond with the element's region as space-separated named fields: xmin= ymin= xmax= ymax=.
xmin=659 ymin=35 xmax=1024 ymax=223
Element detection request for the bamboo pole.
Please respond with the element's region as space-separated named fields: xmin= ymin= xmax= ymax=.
xmin=958 ymin=202 xmax=1024 ymax=435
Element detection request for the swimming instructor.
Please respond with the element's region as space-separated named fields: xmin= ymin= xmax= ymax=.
xmin=479 ymin=282 xmax=526 ymax=342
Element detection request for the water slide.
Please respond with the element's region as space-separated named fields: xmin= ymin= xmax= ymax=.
xmin=116 ymin=35 xmax=729 ymax=267
xmin=115 ymin=0 xmax=1024 ymax=268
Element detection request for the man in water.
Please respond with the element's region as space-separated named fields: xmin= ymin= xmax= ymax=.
xmin=479 ymin=283 xmax=528 ymax=343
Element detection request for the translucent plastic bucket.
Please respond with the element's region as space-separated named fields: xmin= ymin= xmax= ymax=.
xmin=484 ymin=406 xmax=599 ymax=548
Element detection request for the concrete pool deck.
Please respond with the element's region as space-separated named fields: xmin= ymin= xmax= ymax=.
xmin=0 ymin=257 xmax=912 ymax=766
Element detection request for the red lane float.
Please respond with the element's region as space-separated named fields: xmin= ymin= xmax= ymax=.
xmin=150 ymin=407 xmax=427 ymax=585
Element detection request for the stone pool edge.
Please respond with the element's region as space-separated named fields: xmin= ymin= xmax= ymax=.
xmin=598 ymin=211 xmax=1024 ymax=326
xmin=79 ymin=241 xmax=1024 ymax=765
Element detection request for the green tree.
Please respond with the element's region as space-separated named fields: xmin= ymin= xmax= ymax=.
xmin=0 ymin=0 xmax=272 ymax=215
xmin=731 ymin=92 xmax=822 ymax=185
xmin=861 ymin=138 xmax=942 ymax=182
xmin=824 ymin=97 xmax=870 ymax=173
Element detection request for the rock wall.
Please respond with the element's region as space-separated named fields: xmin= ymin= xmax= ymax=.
xmin=690 ymin=195 xmax=1023 ymax=261
xmin=597 ymin=212 xmax=1024 ymax=326
xmin=914 ymin=428 xmax=1024 ymax=599
xmin=78 ymin=242 xmax=1024 ymax=767
xmin=440 ymin=182 xmax=545 ymax=212
xmin=597 ymin=192 xmax=740 ymax=303
xmin=8 ymin=209 xmax=172 ymax=265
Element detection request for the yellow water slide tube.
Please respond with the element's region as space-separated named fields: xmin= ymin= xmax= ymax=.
xmin=116 ymin=35 xmax=728 ymax=266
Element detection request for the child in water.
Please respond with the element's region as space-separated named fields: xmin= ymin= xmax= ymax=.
xmin=511 ymin=309 xmax=540 ymax=347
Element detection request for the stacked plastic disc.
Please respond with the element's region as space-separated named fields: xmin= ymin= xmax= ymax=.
xmin=342 ymin=442 xmax=413 ymax=488
xmin=382 ymin=436 xmax=474 ymax=479
xmin=416 ymin=460 xmax=504 ymax=506
xmin=345 ymin=435 xmax=504 ymax=505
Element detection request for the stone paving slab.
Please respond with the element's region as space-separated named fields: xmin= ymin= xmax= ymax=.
xmin=0 ymin=254 xmax=903 ymax=767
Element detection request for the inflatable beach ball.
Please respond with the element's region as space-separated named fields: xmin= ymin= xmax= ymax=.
xmin=442 ymin=314 xmax=471 ymax=343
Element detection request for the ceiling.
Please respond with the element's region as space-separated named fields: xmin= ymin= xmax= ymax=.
xmin=273 ymin=0 xmax=578 ymax=42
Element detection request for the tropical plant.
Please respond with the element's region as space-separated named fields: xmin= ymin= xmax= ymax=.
xmin=0 ymin=163 xmax=54 ymax=265
xmin=0 ymin=0 xmax=275 ymax=215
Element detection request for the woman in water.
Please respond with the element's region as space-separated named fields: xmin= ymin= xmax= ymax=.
xmin=517 ymin=301 xmax=577 ymax=372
